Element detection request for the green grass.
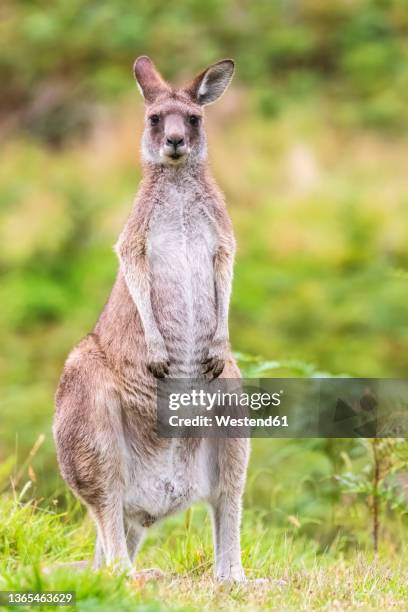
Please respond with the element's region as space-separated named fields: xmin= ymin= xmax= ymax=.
xmin=0 ymin=494 xmax=407 ymax=611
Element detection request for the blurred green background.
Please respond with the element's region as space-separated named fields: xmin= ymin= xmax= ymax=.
xmin=1 ymin=0 xmax=407 ymax=550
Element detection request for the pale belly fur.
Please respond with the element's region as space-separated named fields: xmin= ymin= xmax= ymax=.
xmin=147 ymin=195 xmax=217 ymax=377
xmin=123 ymin=439 xmax=215 ymax=524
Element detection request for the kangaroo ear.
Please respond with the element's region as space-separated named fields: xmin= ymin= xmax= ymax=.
xmin=133 ymin=56 xmax=169 ymax=103
xmin=185 ymin=59 xmax=235 ymax=106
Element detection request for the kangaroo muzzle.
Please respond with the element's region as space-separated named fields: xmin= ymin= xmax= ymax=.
xmin=162 ymin=114 xmax=188 ymax=161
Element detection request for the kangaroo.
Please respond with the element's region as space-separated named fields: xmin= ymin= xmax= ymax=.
xmin=53 ymin=56 xmax=250 ymax=582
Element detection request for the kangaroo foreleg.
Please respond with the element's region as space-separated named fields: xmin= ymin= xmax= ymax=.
xmin=116 ymin=229 xmax=169 ymax=378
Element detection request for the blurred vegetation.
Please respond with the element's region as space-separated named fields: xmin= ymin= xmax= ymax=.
xmin=3 ymin=0 xmax=408 ymax=143
xmin=1 ymin=0 xmax=408 ymax=575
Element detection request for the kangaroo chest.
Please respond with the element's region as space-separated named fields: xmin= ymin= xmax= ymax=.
xmin=146 ymin=183 xmax=218 ymax=367
xmin=147 ymin=183 xmax=217 ymax=266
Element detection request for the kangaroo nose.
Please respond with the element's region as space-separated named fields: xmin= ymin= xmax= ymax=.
xmin=166 ymin=136 xmax=184 ymax=148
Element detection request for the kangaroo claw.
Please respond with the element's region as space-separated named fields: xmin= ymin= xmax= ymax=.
xmin=148 ymin=361 xmax=170 ymax=378
xmin=202 ymin=357 xmax=225 ymax=379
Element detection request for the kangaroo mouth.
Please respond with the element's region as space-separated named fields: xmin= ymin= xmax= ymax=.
xmin=161 ymin=146 xmax=188 ymax=164
xmin=165 ymin=151 xmax=186 ymax=163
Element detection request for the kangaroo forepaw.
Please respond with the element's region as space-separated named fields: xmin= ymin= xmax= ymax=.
xmin=202 ymin=356 xmax=225 ymax=379
xmin=147 ymin=360 xmax=170 ymax=378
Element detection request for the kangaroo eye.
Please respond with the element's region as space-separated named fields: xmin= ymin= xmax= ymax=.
xmin=189 ymin=115 xmax=200 ymax=127
xmin=149 ymin=114 xmax=160 ymax=126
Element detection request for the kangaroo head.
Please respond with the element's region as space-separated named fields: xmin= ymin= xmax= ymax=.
xmin=133 ymin=56 xmax=234 ymax=166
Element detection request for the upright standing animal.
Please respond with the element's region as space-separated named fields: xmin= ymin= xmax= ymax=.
xmin=54 ymin=56 xmax=249 ymax=582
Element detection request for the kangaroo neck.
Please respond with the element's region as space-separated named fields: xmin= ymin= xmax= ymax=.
xmin=142 ymin=159 xmax=209 ymax=187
